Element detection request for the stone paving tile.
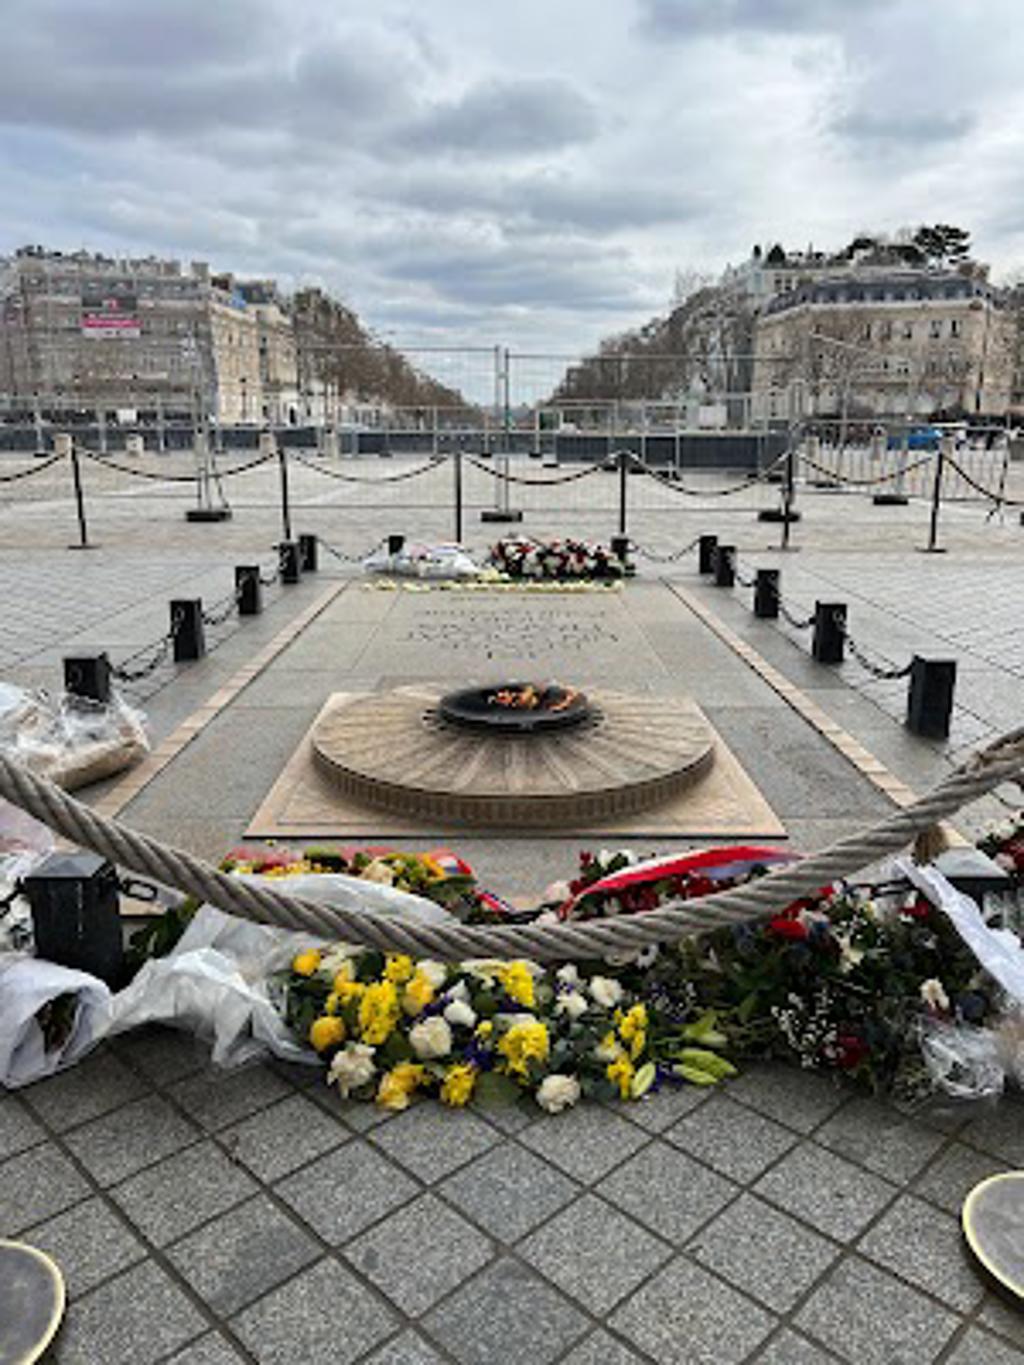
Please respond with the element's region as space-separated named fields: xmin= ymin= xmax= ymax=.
xmin=438 ymin=1140 xmax=580 ymax=1241
xmin=21 ymin=1049 xmax=148 ymax=1131
xmin=274 ymin=1140 xmax=418 ymax=1244
xmin=64 ymin=1092 xmax=202 ymax=1186
xmin=0 ymin=1093 xmax=46 ymax=1159
xmin=687 ymin=1192 xmax=840 ymax=1312
xmin=422 ymin=1257 xmax=589 ymax=1365
xmin=666 ymin=1093 xmax=798 ymax=1183
xmin=23 ymin=1195 xmax=146 ymax=1298
xmin=231 ymin=1256 xmax=397 ymax=1365
xmin=519 ymin=1193 xmax=671 ymax=1314
xmin=0 ymin=1142 xmax=90 ymax=1235
xmin=364 ymin=1331 xmax=447 ymax=1364
xmin=368 ymin=1101 xmax=499 ymax=1183
xmin=344 ymin=1193 xmax=494 ymax=1316
xmin=979 ymin=1294 xmax=1024 ymax=1352
xmin=473 ymin=1096 xmax=538 ymax=1134
xmin=756 ymin=1329 xmax=842 ymax=1364
xmin=609 ymin=1083 xmax=710 ymax=1133
xmin=110 ymin=1139 xmax=258 ymax=1247
xmin=857 ymin=1193 xmax=984 ymax=1313
xmin=110 ymin=1024 xmax=209 ymax=1084
xmin=945 ymin=1327 xmax=1024 ymax=1364
xmin=596 ymin=1141 xmax=736 ymax=1244
xmin=164 ymin=1333 xmax=249 ymax=1365
xmin=754 ymin=1141 xmax=896 ymax=1242
xmin=518 ymin=1101 xmax=649 ymax=1184
xmin=726 ymin=1064 xmax=848 ymax=1135
xmin=168 ymin=1062 xmax=294 ymax=1132
xmin=962 ymin=1094 xmax=1024 ymax=1165
xmin=795 ymin=1255 xmax=960 ymax=1364
xmin=610 ymin=1254 xmax=775 ymax=1364
xmin=54 ymin=1258 xmax=208 ymax=1365
xmin=220 ymin=1092 xmax=348 ymax=1182
xmin=560 ymin=1330 xmax=646 ymax=1365
xmin=815 ymin=1097 xmax=947 ymax=1182
xmin=166 ymin=1193 xmax=320 ymax=1317
xmin=913 ymin=1141 xmax=1005 ymax=1216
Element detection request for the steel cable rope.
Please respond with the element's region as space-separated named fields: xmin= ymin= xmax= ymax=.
xmin=463 ymin=455 xmax=613 ymax=486
xmin=0 ymin=452 xmax=67 ymax=482
xmin=289 ymin=451 xmax=449 ymax=484
xmin=0 ymin=726 xmax=1021 ymax=958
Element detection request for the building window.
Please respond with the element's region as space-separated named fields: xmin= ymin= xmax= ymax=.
xmin=903 ymin=321 xmax=913 ymax=339
xmin=950 ymin=318 xmax=961 ymax=337
xmin=930 ymin=319 xmax=943 ymax=339
xmin=879 ymin=320 xmax=892 ymax=341
xmin=862 ymin=322 xmax=872 ymax=341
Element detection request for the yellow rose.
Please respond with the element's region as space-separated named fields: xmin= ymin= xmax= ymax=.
xmin=376 ymin=1062 xmax=425 ymax=1110
xmin=440 ymin=1063 xmax=477 ymax=1107
xmin=497 ymin=1018 xmax=550 ymax=1078
xmin=403 ymin=973 xmax=435 ymax=1016
xmin=309 ymin=1015 xmax=346 ymax=1052
xmin=292 ymin=949 xmax=321 ymax=977
xmin=358 ymin=980 xmax=400 ymax=1045
xmin=385 ymin=954 xmax=415 ymax=984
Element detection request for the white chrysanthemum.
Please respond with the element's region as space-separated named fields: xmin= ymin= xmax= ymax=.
xmin=327 ymin=1043 xmax=377 ymax=1097
xmin=554 ymin=991 xmax=588 ymax=1021
xmin=536 ymin=1074 xmax=581 ymax=1113
xmin=409 ymin=1016 xmax=453 ymax=1060
xmin=415 ymin=960 xmax=448 ymax=989
xmin=588 ymin=975 xmax=624 ymax=1009
xmin=920 ymin=978 xmax=950 ymax=1012
xmin=556 ymin=963 xmax=580 ymax=986
xmin=443 ymin=999 xmax=478 ymax=1029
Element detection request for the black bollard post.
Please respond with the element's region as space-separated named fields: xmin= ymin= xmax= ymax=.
xmin=62 ymin=433 xmax=97 ymax=551
xmin=618 ymin=449 xmax=629 ymax=538
xmin=387 ymin=534 xmax=406 ymax=557
xmin=298 ymin=533 xmax=318 ymax=573
xmin=279 ymin=541 xmax=301 ymax=584
xmin=276 ymin=439 xmax=292 ymax=543
xmin=63 ymin=653 xmax=112 ymax=704
xmin=920 ymin=436 xmax=949 ymax=554
xmin=753 ymin=568 xmax=780 ymax=619
xmin=454 ymin=449 xmax=464 ymax=543
xmin=698 ymin=534 xmax=718 ymax=574
xmin=235 ymin=566 xmax=262 ymax=616
xmin=812 ymin=602 xmax=846 ymax=663
xmin=170 ymin=600 xmax=206 ymax=662
xmin=713 ymin=544 xmax=736 ymax=587
xmin=906 ymin=656 xmax=957 ymax=738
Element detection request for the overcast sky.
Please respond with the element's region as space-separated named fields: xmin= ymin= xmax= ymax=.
xmin=2 ymin=0 xmax=1022 ymax=388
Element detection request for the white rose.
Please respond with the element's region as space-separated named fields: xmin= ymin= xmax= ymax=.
xmin=536 ymin=1074 xmax=581 ymax=1113
xmin=319 ymin=946 xmax=358 ymax=979
xmin=555 ymin=991 xmax=588 ymax=1021
xmin=920 ymin=978 xmax=950 ymax=1012
xmin=556 ymin=964 xmax=580 ymax=987
xmin=361 ymin=859 xmax=395 ymax=885
xmin=409 ymin=1016 xmax=453 ymax=1060
xmin=416 ymin=960 xmax=448 ymax=989
xmin=446 ymin=980 xmax=470 ymax=1003
xmin=588 ymin=976 xmax=624 ymax=1009
xmin=327 ymin=1043 xmax=377 ymax=1097
xmin=444 ymin=999 xmax=478 ymax=1029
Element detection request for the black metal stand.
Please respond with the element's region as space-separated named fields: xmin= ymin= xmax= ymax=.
xmin=906 ymin=656 xmax=957 ymax=738
xmin=713 ymin=544 xmax=736 ymax=587
xmin=63 ymin=653 xmax=112 ymax=704
xmin=812 ymin=602 xmax=846 ymax=663
xmin=170 ymin=599 xmax=206 ymax=662
xmin=279 ymin=541 xmax=302 ymax=584
xmin=698 ymin=534 xmax=718 ymax=574
xmin=919 ymin=443 xmax=947 ymax=553
xmin=67 ymin=439 xmax=97 ymax=550
xmin=278 ymin=443 xmax=292 ymax=543
xmin=235 ymin=566 xmax=262 ymax=616
xmin=753 ymin=569 xmax=780 ymax=618
xmin=298 ymin=534 xmax=318 ymax=572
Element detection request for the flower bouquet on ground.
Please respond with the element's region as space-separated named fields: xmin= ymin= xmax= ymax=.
xmin=488 ymin=537 xmax=623 ymax=581
xmin=275 ymin=947 xmax=737 ymax=1112
xmin=978 ymin=811 xmax=1024 ymax=888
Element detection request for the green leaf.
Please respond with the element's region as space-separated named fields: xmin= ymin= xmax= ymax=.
xmin=473 ymin=1071 xmax=522 ymax=1108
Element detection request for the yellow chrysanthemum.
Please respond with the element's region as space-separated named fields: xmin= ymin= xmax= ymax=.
xmin=497 ymin=1018 xmax=550 ymax=1078
xmin=440 ymin=1063 xmax=477 ymax=1107
xmin=358 ymin=980 xmax=401 ymax=1045
xmin=402 ymin=973 xmax=435 ymax=1016
xmin=335 ymin=978 xmax=365 ymax=1006
xmin=309 ymin=1015 xmax=346 ymax=1052
xmin=594 ymin=1030 xmax=622 ymax=1063
xmin=419 ymin=854 xmax=447 ymax=881
xmin=499 ymin=961 xmax=535 ymax=1009
xmin=618 ymin=1004 xmax=648 ymax=1061
xmin=606 ymin=1053 xmax=635 ymax=1100
xmin=324 ymin=992 xmax=339 ymax=1016
xmin=292 ymin=949 xmax=321 ymax=977
xmin=333 ymin=962 xmax=355 ymax=987
xmin=475 ymin=1020 xmax=494 ymax=1040
xmin=384 ymin=954 xmax=415 ymax=984
xmin=376 ymin=1062 xmax=425 ymax=1110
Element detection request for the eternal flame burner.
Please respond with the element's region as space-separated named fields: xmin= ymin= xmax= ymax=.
xmin=438 ymin=682 xmax=591 ymax=735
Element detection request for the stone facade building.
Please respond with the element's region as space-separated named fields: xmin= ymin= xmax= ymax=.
xmin=750 ymin=270 xmax=1015 ymax=421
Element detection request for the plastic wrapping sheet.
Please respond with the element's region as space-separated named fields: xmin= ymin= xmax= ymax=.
xmin=362 ymin=543 xmax=482 ymax=579
xmin=0 ymin=683 xmax=148 ymax=791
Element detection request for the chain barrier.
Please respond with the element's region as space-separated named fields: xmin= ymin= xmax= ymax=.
xmin=109 ymin=610 xmax=185 ymax=684
xmin=464 ymin=455 xmax=613 ymax=486
xmin=945 ymin=455 xmax=1024 ymax=509
xmin=630 ymin=534 xmax=701 ymax=564
xmin=78 ymin=446 xmax=276 ymax=483
xmin=830 ymin=610 xmax=914 ymax=681
xmin=201 ymin=585 xmax=244 ymax=628
xmin=316 ymin=535 xmax=386 ymax=565
xmin=734 ymin=563 xmax=757 ymax=589
xmin=630 ymin=448 xmax=790 ymax=498
xmin=290 ymin=451 xmax=448 ymax=484
xmin=799 ymin=452 xmax=934 ymax=489
xmin=0 ymin=451 xmax=67 ymax=483
xmin=778 ymin=600 xmax=816 ymax=630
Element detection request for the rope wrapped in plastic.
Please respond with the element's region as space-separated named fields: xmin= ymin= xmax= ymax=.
xmin=0 ymin=728 xmax=1022 ymax=960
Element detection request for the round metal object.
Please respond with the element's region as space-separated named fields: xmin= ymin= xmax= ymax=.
xmin=438 ymin=683 xmax=591 ymax=735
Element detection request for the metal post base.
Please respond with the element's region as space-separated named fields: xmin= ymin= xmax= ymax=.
xmin=480 ymin=509 xmax=524 ymax=522
xmin=185 ymin=508 xmax=233 ymax=522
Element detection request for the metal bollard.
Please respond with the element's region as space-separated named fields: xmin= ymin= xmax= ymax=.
xmin=388 ymin=534 xmax=406 ymax=556
xmin=753 ymin=569 xmax=780 ymax=619
xmin=811 ymin=602 xmax=846 ymax=664
xmin=610 ymin=534 xmax=630 ymax=563
xmin=171 ymin=599 xmax=206 ymax=662
xmin=63 ymin=653 xmax=112 ymax=704
xmin=298 ymin=533 xmax=318 ymax=573
xmin=906 ymin=656 xmax=957 ymax=738
xmin=235 ymin=566 xmax=262 ymax=617
xmin=278 ymin=541 xmax=302 ymax=584
xmin=698 ymin=534 xmax=718 ymax=574
xmin=713 ymin=544 xmax=736 ymax=588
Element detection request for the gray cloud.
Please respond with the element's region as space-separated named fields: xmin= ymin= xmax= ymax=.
xmin=833 ymin=109 xmax=974 ymax=148
xmin=398 ymin=78 xmax=600 ymax=155
xmin=636 ymin=0 xmax=881 ymax=37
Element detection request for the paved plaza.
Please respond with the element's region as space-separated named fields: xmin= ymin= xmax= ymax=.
xmin=2 ymin=449 xmax=1024 ymax=1363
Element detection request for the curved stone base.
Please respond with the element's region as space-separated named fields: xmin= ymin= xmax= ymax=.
xmin=311 ymin=687 xmax=715 ymax=828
